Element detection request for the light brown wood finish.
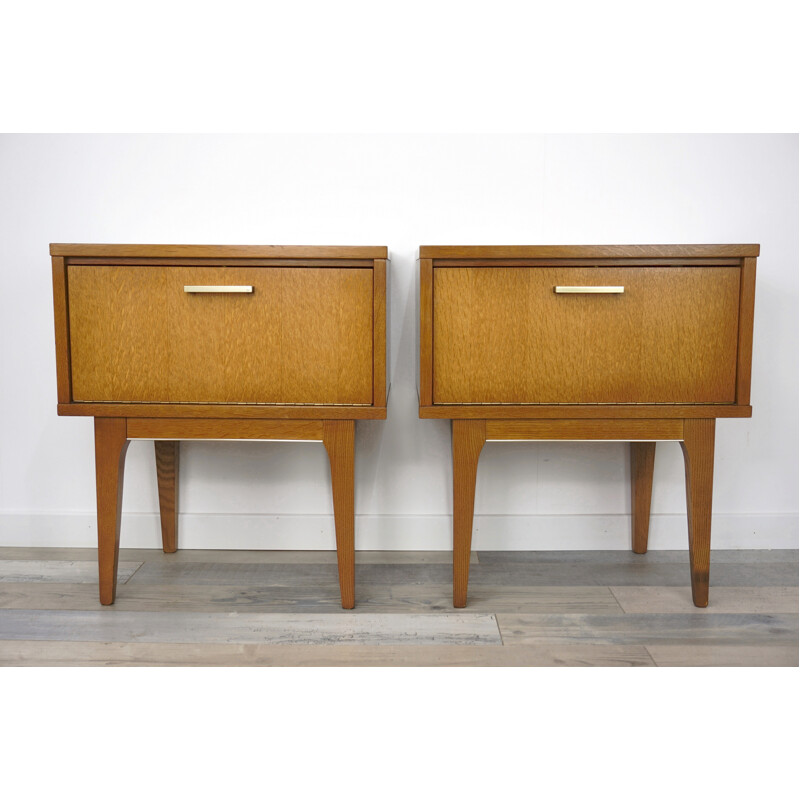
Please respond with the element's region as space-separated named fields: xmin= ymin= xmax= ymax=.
xmin=434 ymin=267 xmax=740 ymax=404
xmin=435 ymin=258 xmax=744 ymax=267
xmin=61 ymin=403 xmax=386 ymax=420
xmin=94 ymin=418 xmax=129 ymax=605
xmin=681 ymin=419 xmax=716 ymax=607
xmin=54 ymin=245 xmax=387 ymax=608
xmin=168 ymin=266 xmax=280 ymax=403
xmin=420 ymin=404 xmax=752 ymax=420
xmin=452 ymin=420 xmax=486 ymax=608
xmin=373 ymin=259 xmax=387 ymax=406
xmin=52 ymin=244 xmax=389 ymax=259
xmin=69 ymin=266 xmax=170 ymax=402
xmin=51 ymin=256 xmax=72 ymax=403
xmin=630 ymin=442 xmax=657 ymax=554
xmin=280 ymin=268 xmax=372 ymax=404
xmin=323 ymin=420 xmax=356 ymax=609
xmin=420 ymin=244 xmax=760 ymax=259
xmin=486 ymin=419 xmax=681 ymax=441
xmin=421 ymin=245 xmax=757 ymax=609
xmin=154 ymin=442 xmax=178 ymax=553
xmin=736 ymin=257 xmax=757 ymax=405
xmin=128 ymin=419 xmax=323 ymax=440
xmin=66 ymin=258 xmax=375 ymax=268
xmin=418 ymin=258 xmax=433 ymax=405
xmin=68 ymin=266 xmax=373 ymax=404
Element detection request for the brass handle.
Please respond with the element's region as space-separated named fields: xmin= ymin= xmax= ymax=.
xmin=184 ymin=285 xmax=254 ymax=293
xmin=554 ymin=286 xmax=624 ymax=294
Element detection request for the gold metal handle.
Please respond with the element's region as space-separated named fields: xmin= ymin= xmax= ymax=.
xmin=183 ymin=286 xmax=254 ymax=293
xmin=554 ymin=286 xmax=624 ymax=294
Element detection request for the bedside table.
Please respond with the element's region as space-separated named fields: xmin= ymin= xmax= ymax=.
xmin=52 ymin=244 xmax=389 ymax=608
xmin=418 ymin=245 xmax=758 ymax=608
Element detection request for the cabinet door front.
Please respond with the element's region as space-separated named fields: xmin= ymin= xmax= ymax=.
xmin=433 ymin=266 xmax=740 ymax=404
xmin=68 ymin=266 xmax=373 ymax=404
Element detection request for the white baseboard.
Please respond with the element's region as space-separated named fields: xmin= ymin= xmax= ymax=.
xmin=0 ymin=512 xmax=796 ymax=550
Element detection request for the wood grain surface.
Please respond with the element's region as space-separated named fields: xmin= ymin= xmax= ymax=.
xmin=420 ymin=244 xmax=760 ymax=259
xmin=418 ymin=257 xmax=433 ymax=406
xmin=433 ymin=267 xmax=740 ymax=404
xmin=61 ymin=403 xmax=386 ymax=420
xmin=67 ymin=266 xmax=373 ymax=404
xmin=51 ymin=244 xmax=389 ymax=258
xmin=736 ymin=257 xmax=757 ymax=405
xmin=323 ymin=420 xmax=356 ymax=609
xmin=681 ymin=419 xmax=716 ymax=607
xmin=94 ymin=418 xmax=130 ymax=605
xmin=0 ymin=641 xmax=659 ymax=667
xmin=609 ymin=586 xmax=799 ymax=614
xmin=0 ymin=548 xmax=794 ymax=666
xmin=0 ymin=610 xmax=503 ymax=646
xmin=0 ymin=560 xmax=141 ymax=583
xmin=128 ymin=419 xmax=323 ymax=440
xmin=51 ymin=256 xmax=72 ymax=403
xmin=373 ymin=259 xmax=387 ymax=406
xmin=0 ymin=583 xmax=621 ymax=614
xmin=154 ymin=441 xmax=178 ymax=553
xmin=452 ymin=420 xmax=486 ymax=607
xmin=630 ymin=442 xmax=656 ymax=553
xmin=496 ymin=612 xmax=797 ymax=646
xmin=485 ymin=419 xmax=681 ymax=440
xmin=419 ymin=404 xmax=752 ymax=420
xmin=69 ymin=266 xmax=170 ymax=401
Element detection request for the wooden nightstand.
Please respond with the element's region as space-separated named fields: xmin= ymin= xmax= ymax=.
xmin=418 ymin=245 xmax=758 ymax=608
xmin=52 ymin=244 xmax=389 ymax=608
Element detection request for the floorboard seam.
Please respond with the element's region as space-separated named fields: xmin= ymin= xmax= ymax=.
xmin=493 ymin=613 xmax=505 ymax=646
xmin=122 ymin=561 xmax=146 ymax=584
xmin=607 ymin=586 xmax=626 ymax=614
xmin=642 ymin=645 xmax=659 ymax=667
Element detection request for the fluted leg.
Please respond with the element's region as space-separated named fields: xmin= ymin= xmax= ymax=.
xmin=452 ymin=419 xmax=486 ymax=608
xmin=94 ymin=418 xmax=129 ymax=605
xmin=630 ymin=442 xmax=656 ymax=554
xmin=323 ymin=420 xmax=355 ymax=609
xmin=680 ymin=419 xmax=716 ymax=608
xmin=155 ymin=441 xmax=179 ymax=553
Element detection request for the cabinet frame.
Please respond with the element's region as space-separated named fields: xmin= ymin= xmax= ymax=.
xmin=52 ymin=244 xmax=389 ymax=609
xmin=418 ymin=244 xmax=759 ymax=608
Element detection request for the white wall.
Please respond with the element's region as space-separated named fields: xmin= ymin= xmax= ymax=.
xmin=0 ymin=134 xmax=796 ymax=550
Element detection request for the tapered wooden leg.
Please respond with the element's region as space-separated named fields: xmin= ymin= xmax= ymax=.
xmin=155 ymin=441 xmax=179 ymax=553
xmin=94 ymin=418 xmax=129 ymax=605
xmin=323 ymin=420 xmax=355 ymax=609
xmin=630 ymin=442 xmax=656 ymax=554
xmin=680 ymin=419 xmax=716 ymax=608
xmin=452 ymin=419 xmax=486 ymax=608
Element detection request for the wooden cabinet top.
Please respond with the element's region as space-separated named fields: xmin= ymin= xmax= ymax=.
xmin=419 ymin=244 xmax=759 ymax=260
xmin=51 ymin=244 xmax=389 ymax=259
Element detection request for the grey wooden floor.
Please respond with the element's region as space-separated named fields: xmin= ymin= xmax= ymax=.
xmin=0 ymin=547 xmax=796 ymax=666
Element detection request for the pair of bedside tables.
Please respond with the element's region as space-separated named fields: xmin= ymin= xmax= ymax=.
xmin=51 ymin=243 xmax=758 ymax=609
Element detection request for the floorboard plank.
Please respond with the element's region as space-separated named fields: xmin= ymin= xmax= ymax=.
xmin=0 ymin=640 xmax=654 ymax=667
xmin=646 ymin=645 xmax=799 ymax=667
xmin=0 ymin=560 xmax=141 ymax=584
xmin=610 ymin=586 xmax=799 ymax=614
xmin=0 ymin=582 xmax=624 ymax=614
xmin=477 ymin=550 xmax=798 ymax=564
xmin=0 ymin=547 xmax=475 ymax=564
xmin=0 ymin=609 xmax=502 ymax=646
xmin=496 ymin=612 xmax=799 ymax=646
xmin=470 ymin=563 xmax=799 ymax=587
xmin=122 ymin=560 xmax=799 ymax=588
